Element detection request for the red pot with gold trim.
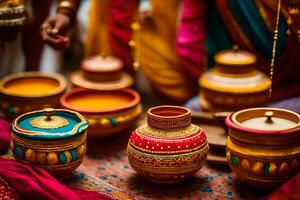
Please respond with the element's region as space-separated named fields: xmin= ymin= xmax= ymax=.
xmin=127 ymin=105 xmax=209 ymax=184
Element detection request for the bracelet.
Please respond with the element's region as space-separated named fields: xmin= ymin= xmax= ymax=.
xmin=56 ymin=0 xmax=77 ymax=25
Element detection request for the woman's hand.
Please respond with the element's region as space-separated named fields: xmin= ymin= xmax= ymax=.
xmin=40 ymin=13 xmax=73 ymax=50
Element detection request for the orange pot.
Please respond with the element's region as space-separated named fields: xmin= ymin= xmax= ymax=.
xmin=60 ymin=88 xmax=142 ymax=138
xmin=0 ymin=72 xmax=67 ymax=120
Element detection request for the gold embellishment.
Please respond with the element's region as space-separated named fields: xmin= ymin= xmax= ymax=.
xmin=47 ymin=152 xmax=58 ymax=165
xmin=25 ymin=149 xmax=36 ymax=163
xmin=269 ymin=163 xmax=277 ymax=176
xmin=129 ymin=142 xmax=208 ymax=155
xmin=279 ymin=162 xmax=289 ymax=175
xmin=137 ymin=124 xmax=200 ymax=138
xmin=58 ymin=0 xmax=74 ymax=9
xmin=64 ymin=151 xmax=72 ymax=163
xmin=252 ymin=162 xmax=263 ymax=175
xmin=241 ymin=159 xmax=250 ymax=170
xmin=30 ymin=116 xmax=68 ymax=129
xmin=11 ymin=131 xmax=87 ymax=152
xmin=269 ymin=0 xmax=281 ymax=98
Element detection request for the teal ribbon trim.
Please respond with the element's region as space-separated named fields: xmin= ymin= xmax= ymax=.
xmin=228 ymin=0 xmax=287 ymax=60
xmin=206 ymin=0 xmax=233 ymax=68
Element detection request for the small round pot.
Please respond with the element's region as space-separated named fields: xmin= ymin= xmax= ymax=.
xmin=81 ymin=55 xmax=123 ymax=82
xmin=70 ymin=55 xmax=133 ymax=90
xmin=60 ymin=88 xmax=142 ymax=138
xmin=226 ymin=107 xmax=300 ymax=188
xmin=128 ymin=105 xmax=209 ymax=184
xmin=199 ymin=48 xmax=270 ymax=111
xmin=11 ymin=108 xmax=88 ymax=180
xmin=0 ymin=72 xmax=67 ymax=120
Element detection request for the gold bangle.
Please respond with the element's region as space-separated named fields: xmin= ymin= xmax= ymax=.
xmin=58 ymin=0 xmax=74 ymax=10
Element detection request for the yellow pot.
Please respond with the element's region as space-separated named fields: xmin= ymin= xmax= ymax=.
xmin=226 ymin=107 xmax=300 ymax=188
xmin=199 ymin=47 xmax=271 ymax=111
xmin=0 ymin=72 xmax=67 ymax=120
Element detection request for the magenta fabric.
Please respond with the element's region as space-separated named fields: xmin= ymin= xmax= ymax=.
xmin=0 ymin=119 xmax=10 ymax=151
xmin=261 ymin=172 xmax=300 ymax=200
xmin=108 ymin=0 xmax=138 ymax=74
xmin=176 ymin=0 xmax=206 ymax=84
xmin=0 ymin=158 xmax=113 ymax=200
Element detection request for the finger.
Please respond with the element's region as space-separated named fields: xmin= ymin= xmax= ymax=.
xmin=52 ymin=15 xmax=70 ymax=35
xmin=41 ymin=31 xmax=65 ymax=50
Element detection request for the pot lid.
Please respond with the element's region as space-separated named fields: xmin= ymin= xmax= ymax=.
xmin=230 ymin=107 xmax=300 ymax=132
xmin=81 ymin=55 xmax=123 ymax=73
xmin=214 ymin=45 xmax=257 ymax=66
xmin=12 ymin=108 xmax=88 ymax=141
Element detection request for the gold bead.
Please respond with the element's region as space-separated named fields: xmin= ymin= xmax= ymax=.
xmin=286 ymin=29 xmax=291 ymax=35
xmin=252 ymin=162 xmax=263 ymax=175
xmin=131 ymin=22 xmax=140 ymax=30
xmin=64 ymin=151 xmax=72 ymax=163
xmin=129 ymin=40 xmax=136 ymax=47
xmin=117 ymin=116 xmax=126 ymax=123
xmin=25 ymin=149 xmax=36 ymax=163
xmin=37 ymin=152 xmax=47 ymax=165
xmin=100 ymin=118 xmax=110 ymax=126
xmin=77 ymin=144 xmax=86 ymax=158
xmin=287 ymin=17 xmax=292 ymax=24
xmin=133 ymin=61 xmax=140 ymax=70
xmin=241 ymin=159 xmax=250 ymax=170
xmin=226 ymin=151 xmax=231 ymax=161
xmin=269 ymin=163 xmax=277 ymax=176
xmin=279 ymin=162 xmax=289 ymax=175
xmin=47 ymin=153 xmax=58 ymax=165
xmin=88 ymin=119 xmax=97 ymax=126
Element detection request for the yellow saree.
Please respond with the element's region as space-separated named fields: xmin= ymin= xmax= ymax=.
xmin=85 ymin=0 xmax=194 ymax=102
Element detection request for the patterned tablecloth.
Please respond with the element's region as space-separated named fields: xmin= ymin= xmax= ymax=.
xmin=67 ymin=130 xmax=269 ymax=200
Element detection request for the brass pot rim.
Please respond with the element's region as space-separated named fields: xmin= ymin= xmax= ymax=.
xmin=226 ymin=107 xmax=300 ymax=134
xmin=0 ymin=71 xmax=67 ymax=98
xmin=214 ymin=49 xmax=257 ymax=66
xmin=60 ymin=87 xmax=141 ymax=115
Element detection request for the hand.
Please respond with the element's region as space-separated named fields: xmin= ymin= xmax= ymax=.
xmin=40 ymin=13 xmax=73 ymax=50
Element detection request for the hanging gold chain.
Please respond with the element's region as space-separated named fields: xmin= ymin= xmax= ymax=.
xmin=269 ymin=0 xmax=282 ymax=98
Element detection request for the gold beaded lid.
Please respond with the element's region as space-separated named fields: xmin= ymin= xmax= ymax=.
xmin=12 ymin=108 xmax=88 ymax=141
xmin=214 ymin=46 xmax=257 ymax=66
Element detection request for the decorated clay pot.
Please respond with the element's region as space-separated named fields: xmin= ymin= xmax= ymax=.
xmin=0 ymin=72 xmax=67 ymax=120
xmin=11 ymin=108 xmax=88 ymax=180
xmin=199 ymin=47 xmax=271 ymax=111
xmin=60 ymin=88 xmax=142 ymax=138
xmin=70 ymin=55 xmax=133 ymax=90
xmin=226 ymin=107 xmax=300 ymax=188
xmin=127 ymin=105 xmax=209 ymax=184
